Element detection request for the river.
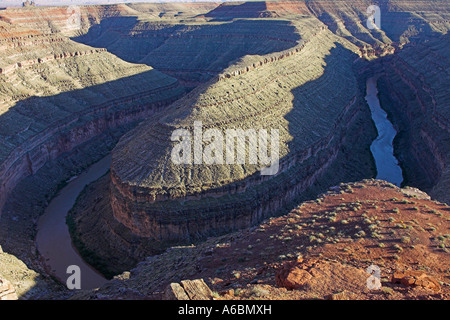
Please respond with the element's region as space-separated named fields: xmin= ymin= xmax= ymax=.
xmin=365 ymin=76 xmax=403 ymax=186
xmin=34 ymin=76 xmax=403 ymax=291
xmin=36 ymin=155 xmax=111 ymax=290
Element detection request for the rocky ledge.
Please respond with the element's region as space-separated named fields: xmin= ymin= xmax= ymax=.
xmin=103 ymin=0 xmax=449 ymax=257
xmin=0 ymin=16 xmax=186 ymax=215
xmin=71 ymin=180 xmax=450 ymax=300
xmin=0 ymin=276 xmax=17 ymax=300
xmin=109 ymin=28 xmax=376 ymax=247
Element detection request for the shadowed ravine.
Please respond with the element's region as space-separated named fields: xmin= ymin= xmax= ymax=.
xmin=365 ymin=76 xmax=403 ymax=186
xmin=35 ymin=55 xmax=404 ymax=290
xmin=1 ymin=1 xmax=448 ymax=300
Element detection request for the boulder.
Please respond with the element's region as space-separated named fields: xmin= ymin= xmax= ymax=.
xmin=0 ymin=276 xmax=18 ymax=300
xmin=275 ymin=259 xmax=312 ymax=290
xmin=391 ymin=270 xmax=441 ymax=292
xmin=163 ymin=279 xmax=213 ymax=300
xmin=163 ymin=283 xmax=190 ymax=300
xmin=180 ymin=279 xmax=213 ymax=300
xmin=327 ymin=291 xmax=349 ymax=300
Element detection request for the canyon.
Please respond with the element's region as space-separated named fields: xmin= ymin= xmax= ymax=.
xmin=70 ymin=179 xmax=450 ymax=300
xmin=365 ymin=76 xmax=403 ymax=186
xmin=0 ymin=0 xmax=448 ymax=300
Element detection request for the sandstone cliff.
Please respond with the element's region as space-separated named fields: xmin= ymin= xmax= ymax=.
xmin=109 ymin=25 xmax=375 ymax=246
xmin=371 ymin=33 xmax=450 ymax=204
xmin=0 ymin=16 xmax=185 ymax=215
xmin=71 ymin=180 xmax=450 ymax=300
xmin=0 ymin=1 xmax=448 ymax=301
xmin=73 ymin=0 xmax=450 ymax=269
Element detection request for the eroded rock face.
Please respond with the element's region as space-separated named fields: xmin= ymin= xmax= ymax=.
xmin=0 ymin=1 xmax=449 ymax=300
xmin=0 ymin=276 xmax=18 ymax=300
xmin=371 ymin=34 xmax=450 ymax=204
xmin=275 ymin=259 xmax=313 ymax=290
xmin=110 ymin=26 xmax=373 ymax=244
xmin=0 ymin=4 xmax=139 ymax=36
xmin=164 ymin=279 xmax=213 ymax=300
xmin=71 ymin=180 xmax=450 ymax=300
xmin=204 ymin=1 xmax=311 ymax=19
xmin=275 ymin=258 xmax=368 ymax=294
xmin=392 ymin=270 xmax=441 ymax=292
xmin=107 ymin=0 xmax=450 ymax=253
xmin=73 ymin=15 xmax=301 ymax=88
xmin=0 ymin=14 xmax=185 ymax=215
xmin=163 ymin=283 xmax=190 ymax=300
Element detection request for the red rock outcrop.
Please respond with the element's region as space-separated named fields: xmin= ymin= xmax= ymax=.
xmin=275 ymin=259 xmax=313 ymax=290
xmin=0 ymin=48 xmax=107 ymax=75
xmin=391 ymin=270 xmax=441 ymax=292
xmin=275 ymin=258 xmax=369 ymax=293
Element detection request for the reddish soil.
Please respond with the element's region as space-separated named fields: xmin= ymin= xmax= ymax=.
xmin=177 ymin=180 xmax=450 ymax=300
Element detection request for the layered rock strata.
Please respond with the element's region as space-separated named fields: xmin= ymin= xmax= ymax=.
xmin=72 ymin=180 xmax=450 ymax=300
xmin=0 ymin=18 xmax=185 ymax=215
xmin=0 ymin=276 xmax=17 ymax=300
xmin=74 ymin=17 xmax=302 ymax=88
xmin=110 ymin=28 xmax=374 ymax=244
xmin=0 ymin=1 xmax=449 ymax=296
xmin=372 ymin=34 xmax=450 ymax=203
xmin=107 ymin=0 xmax=450 ymax=254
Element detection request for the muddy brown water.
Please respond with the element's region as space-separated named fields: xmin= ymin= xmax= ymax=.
xmin=34 ymin=76 xmax=403 ymax=291
xmin=36 ymin=155 xmax=111 ymax=290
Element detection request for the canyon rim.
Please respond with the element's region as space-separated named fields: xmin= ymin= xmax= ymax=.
xmin=0 ymin=0 xmax=449 ymax=303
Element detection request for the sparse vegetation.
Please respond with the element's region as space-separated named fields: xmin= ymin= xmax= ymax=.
xmin=1 ymin=4 xmax=450 ymax=301
xmin=401 ymin=236 xmax=411 ymax=244
xmin=382 ymin=287 xmax=394 ymax=295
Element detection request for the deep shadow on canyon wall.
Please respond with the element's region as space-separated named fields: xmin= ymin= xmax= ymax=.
xmin=72 ymin=17 xmax=301 ymax=88
xmin=71 ymin=44 xmax=378 ymax=277
xmin=0 ymin=17 xmax=302 ymax=282
xmin=359 ymin=33 xmax=450 ymax=204
xmin=0 ymin=69 xmax=184 ymax=216
xmin=1 ymin=1 xmax=449 ymax=293
xmin=0 ymin=69 xmax=187 ymax=272
xmin=92 ymin=27 xmax=450 ymax=276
